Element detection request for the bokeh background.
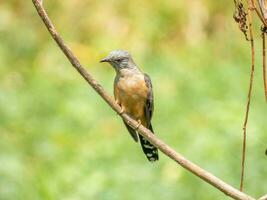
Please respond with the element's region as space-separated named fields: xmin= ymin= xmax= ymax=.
xmin=0 ymin=1 xmax=266 ymax=200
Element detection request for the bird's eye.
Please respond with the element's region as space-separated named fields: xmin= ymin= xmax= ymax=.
xmin=116 ymin=58 xmax=123 ymax=62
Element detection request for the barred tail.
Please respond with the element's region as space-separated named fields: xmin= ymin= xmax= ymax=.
xmin=139 ymin=124 xmax=159 ymax=162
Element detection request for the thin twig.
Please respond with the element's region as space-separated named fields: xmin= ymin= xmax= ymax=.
xmin=257 ymin=0 xmax=267 ymax=100
xmin=263 ymin=31 xmax=267 ymax=101
xmin=32 ymin=0 xmax=256 ymax=199
xmin=240 ymin=0 xmax=255 ymax=192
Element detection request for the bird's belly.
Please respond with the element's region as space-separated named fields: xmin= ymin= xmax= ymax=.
xmin=116 ymin=76 xmax=148 ymax=119
xmin=119 ymin=93 xmax=146 ymax=118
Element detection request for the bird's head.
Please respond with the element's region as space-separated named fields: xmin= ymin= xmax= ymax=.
xmin=100 ymin=50 xmax=134 ymax=71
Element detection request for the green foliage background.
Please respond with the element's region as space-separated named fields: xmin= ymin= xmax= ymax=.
xmin=0 ymin=1 xmax=266 ymax=199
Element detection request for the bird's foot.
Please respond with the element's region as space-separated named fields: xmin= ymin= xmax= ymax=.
xmin=118 ymin=107 xmax=124 ymax=115
xmin=115 ymin=100 xmax=124 ymax=115
xmin=135 ymin=119 xmax=142 ymax=130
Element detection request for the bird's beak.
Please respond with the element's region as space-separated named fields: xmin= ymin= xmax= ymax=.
xmin=100 ymin=57 xmax=110 ymax=63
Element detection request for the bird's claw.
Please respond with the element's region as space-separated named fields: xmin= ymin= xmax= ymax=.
xmin=118 ymin=107 xmax=124 ymax=115
xmin=115 ymin=100 xmax=124 ymax=115
xmin=135 ymin=120 xmax=142 ymax=130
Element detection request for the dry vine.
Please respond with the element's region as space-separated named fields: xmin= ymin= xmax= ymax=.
xmin=262 ymin=29 xmax=267 ymax=101
xmin=32 ymin=0 xmax=265 ymax=199
xmin=257 ymin=1 xmax=267 ymax=100
xmin=233 ymin=0 xmax=267 ymax=192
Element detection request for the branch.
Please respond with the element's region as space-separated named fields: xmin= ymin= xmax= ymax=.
xmin=262 ymin=31 xmax=267 ymax=101
xmin=259 ymin=194 xmax=267 ymax=200
xmin=32 ymin=1 xmax=256 ymax=200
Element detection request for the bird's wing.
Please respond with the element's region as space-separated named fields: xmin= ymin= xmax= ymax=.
xmin=140 ymin=73 xmax=158 ymax=162
xmin=123 ymin=121 xmax=139 ymax=142
xmin=144 ymin=73 xmax=154 ymax=126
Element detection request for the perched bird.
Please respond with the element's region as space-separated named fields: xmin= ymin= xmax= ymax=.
xmin=100 ymin=50 xmax=158 ymax=162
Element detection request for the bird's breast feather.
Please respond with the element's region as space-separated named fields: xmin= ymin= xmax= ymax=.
xmin=117 ymin=75 xmax=148 ymax=99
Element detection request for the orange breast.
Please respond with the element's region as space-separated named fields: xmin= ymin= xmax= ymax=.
xmin=115 ymin=74 xmax=148 ymax=125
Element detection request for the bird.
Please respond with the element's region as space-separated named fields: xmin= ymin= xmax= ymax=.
xmin=100 ymin=50 xmax=158 ymax=162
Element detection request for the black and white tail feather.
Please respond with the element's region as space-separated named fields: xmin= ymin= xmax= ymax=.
xmin=139 ymin=125 xmax=158 ymax=162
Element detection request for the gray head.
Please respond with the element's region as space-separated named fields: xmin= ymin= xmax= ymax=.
xmin=100 ymin=50 xmax=136 ymax=71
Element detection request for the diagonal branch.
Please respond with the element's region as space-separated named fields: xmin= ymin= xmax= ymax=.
xmin=32 ymin=0 xmax=256 ymax=200
xmin=259 ymin=194 xmax=267 ymax=200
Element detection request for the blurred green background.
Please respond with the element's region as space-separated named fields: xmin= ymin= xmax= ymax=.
xmin=0 ymin=1 xmax=266 ymax=200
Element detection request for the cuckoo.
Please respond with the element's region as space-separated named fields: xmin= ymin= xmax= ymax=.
xmin=100 ymin=50 xmax=158 ymax=162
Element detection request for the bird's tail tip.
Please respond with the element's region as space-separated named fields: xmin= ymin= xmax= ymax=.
xmin=139 ymin=134 xmax=159 ymax=162
xmin=147 ymin=152 xmax=159 ymax=162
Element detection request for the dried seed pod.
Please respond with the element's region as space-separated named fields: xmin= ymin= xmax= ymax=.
xmin=233 ymin=0 xmax=249 ymax=40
